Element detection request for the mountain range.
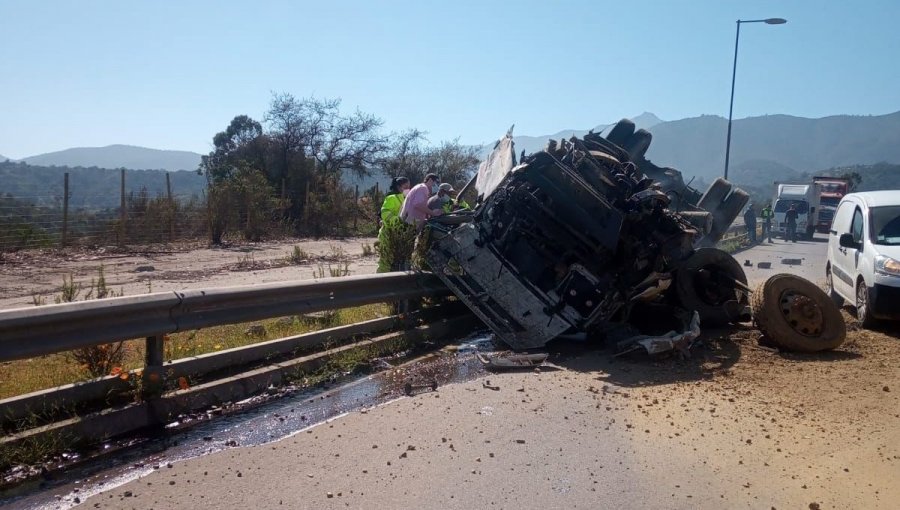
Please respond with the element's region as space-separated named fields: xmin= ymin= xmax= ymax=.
xmin=4 ymin=110 xmax=900 ymax=191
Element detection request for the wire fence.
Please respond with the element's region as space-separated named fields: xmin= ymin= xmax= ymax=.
xmin=1 ymin=172 xmax=382 ymax=251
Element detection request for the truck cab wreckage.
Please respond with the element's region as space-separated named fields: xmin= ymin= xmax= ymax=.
xmin=422 ymin=119 xmax=751 ymax=354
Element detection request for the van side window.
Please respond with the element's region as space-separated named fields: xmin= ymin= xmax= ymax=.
xmin=850 ymin=208 xmax=864 ymax=243
xmin=832 ymin=202 xmax=854 ymax=233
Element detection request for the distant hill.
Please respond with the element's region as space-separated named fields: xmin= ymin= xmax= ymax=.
xmin=644 ymin=112 xmax=900 ymax=183
xmin=0 ymin=154 xmax=12 ymax=162
xmin=818 ymin=162 xmax=900 ymax=192
xmin=22 ymin=145 xmax=203 ymax=172
xmin=0 ymin=161 xmax=206 ymax=209
xmin=478 ymin=111 xmax=900 ymax=190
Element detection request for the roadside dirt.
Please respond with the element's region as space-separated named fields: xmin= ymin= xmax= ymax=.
xmin=0 ymin=238 xmax=378 ymax=310
xmin=81 ymin=313 xmax=899 ymax=509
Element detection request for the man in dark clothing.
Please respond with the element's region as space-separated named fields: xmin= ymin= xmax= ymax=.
xmin=784 ymin=203 xmax=799 ymax=242
xmin=743 ymin=205 xmax=757 ymax=243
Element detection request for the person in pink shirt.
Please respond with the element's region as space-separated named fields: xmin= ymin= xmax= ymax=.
xmin=400 ymin=173 xmax=441 ymax=227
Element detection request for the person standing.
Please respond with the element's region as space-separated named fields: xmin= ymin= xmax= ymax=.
xmin=743 ymin=205 xmax=758 ymax=244
xmin=784 ymin=203 xmax=799 ymax=242
xmin=760 ymin=203 xmax=774 ymax=243
xmin=400 ymin=173 xmax=441 ymax=229
xmin=376 ymin=176 xmax=410 ymax=273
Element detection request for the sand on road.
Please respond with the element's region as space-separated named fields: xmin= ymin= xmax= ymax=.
xmin=83 ymin=315 xmax=900 ymax=510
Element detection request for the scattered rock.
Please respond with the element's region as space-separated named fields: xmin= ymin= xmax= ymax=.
xmin=135 ymin=265 xmax=155 ymax=272
xmin=123 ymin=491 xmax=132 ymax=498
xmin=883 ymin=386 xmax=890 ymax=392
xmin=245 ymin=324 xmax=266 ymax=337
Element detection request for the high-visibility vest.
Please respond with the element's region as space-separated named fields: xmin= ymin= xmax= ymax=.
xmin=381 ymin=193 xmax=404 ymax=225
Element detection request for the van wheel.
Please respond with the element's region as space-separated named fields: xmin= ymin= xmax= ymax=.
xmin=856 ymin=280 xmax=879 ymax=329
xmin=824 ymin=267 xmax=844 ymax=307
xmin=751 ymin=274 xmax=846 ymax=352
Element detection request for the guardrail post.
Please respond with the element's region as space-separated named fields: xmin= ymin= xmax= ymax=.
xmin=142 ymin=334 xmax=166 ymax=399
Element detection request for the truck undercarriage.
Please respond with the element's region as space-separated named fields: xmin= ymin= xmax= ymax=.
xmin=423 ymin=119 xmax=751 ymax=352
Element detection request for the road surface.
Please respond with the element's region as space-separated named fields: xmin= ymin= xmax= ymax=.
xmin=737 ymin=233 xmax=830 ymax=287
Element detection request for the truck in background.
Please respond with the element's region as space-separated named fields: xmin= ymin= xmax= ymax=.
xmin=773 ymin=182 xmax=820 ymax=240
xmin=813 ymin=176 xmax=851 ymax=233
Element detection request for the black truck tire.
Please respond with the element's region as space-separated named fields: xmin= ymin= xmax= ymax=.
xmin=623 ymin=129 xmax=653 ymax=160
xmin=751 ymin=274 xmax=846 ymax=352
xmin=675 ymin=248 xmax=749 ymax=327
xmin=606 ymin=119 xmax=635 ymax=147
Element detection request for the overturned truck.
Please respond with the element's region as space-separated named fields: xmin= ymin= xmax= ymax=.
xmin=423 ymin=119 xmax=750 ymax=353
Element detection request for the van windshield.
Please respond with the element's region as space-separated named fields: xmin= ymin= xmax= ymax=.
xmin=871 ymin=206 xmax=900 ymax=245
xmin=775 ymin=200 xmax=809 ymax=214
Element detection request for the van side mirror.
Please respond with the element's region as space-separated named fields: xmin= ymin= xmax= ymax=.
xmin=839 ymin=233 xmax=860 ymax=249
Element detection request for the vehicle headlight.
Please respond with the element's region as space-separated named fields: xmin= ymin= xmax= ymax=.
xmin=875 ymin=255 xmax=900 ymax=276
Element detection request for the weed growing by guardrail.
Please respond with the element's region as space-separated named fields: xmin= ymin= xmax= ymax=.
xmin=287 ymin=245 xmax=310 ymax=264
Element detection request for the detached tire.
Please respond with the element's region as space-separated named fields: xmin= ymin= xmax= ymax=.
xmin=606 ymin=119 xmax=635 ymax=147
xmin=675 ymin=248 xmax=748 ymax=327
xmin=751 ymin=274 xmax=846 ymax=352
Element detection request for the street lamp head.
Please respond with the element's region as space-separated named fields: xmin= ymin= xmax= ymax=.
xmin=764 ymin=18 xmax=787 ymax=24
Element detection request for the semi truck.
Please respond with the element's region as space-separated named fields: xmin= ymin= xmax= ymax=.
xmin=773 ymin=182 xmax=820 ymax=240
xmin=812 ymin=176 xmax=851 ymax=233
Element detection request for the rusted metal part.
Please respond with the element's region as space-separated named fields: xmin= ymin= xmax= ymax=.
xmin=403 ymin=379 xmax=438 ymax=396
xmin=476 ymin=352 xmax=549 ymax=369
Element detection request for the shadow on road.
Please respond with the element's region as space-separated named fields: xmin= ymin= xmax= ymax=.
xmin=543 ymin=325 xmax=748 ymax=388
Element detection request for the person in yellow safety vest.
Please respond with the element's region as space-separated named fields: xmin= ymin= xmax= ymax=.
xmin=376 ymin=176 xmax=410 ymax=273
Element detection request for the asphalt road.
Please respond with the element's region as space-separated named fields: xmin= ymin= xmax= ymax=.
xmin=736 ymin=232 xmax=830 ymax=287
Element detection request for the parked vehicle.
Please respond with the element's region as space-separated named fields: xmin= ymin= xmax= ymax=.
xmin=825 ymin=191 xmax=900 ymax=327
xmin=773 ymin=183 xmax=819 ymax=240
xmin=813 ymin=176 xmax=851 ymax=233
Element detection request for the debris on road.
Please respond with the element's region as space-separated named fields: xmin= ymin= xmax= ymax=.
xmin=616 ymin=311 xmax=701 ymax=357
xmin=476 ymin=352 xmax=549 ymax=369
xmin=751 ymin=273 xmax=846 ymax=352
xmin=403 ymin=379 xmax=438 ymax=396
xmin=424 ymin=119 xmax=749 ymax=353
xmin=757 ymin=262 xmax=772 ymax=269
xmin=782 ymin=258 xmax=803 ymax=266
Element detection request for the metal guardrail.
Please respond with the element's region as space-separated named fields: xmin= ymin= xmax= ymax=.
xmin=0 ymin=271 xmax=450 ymax=426
xmin=0 ymin=272 xmax=448 ymax=362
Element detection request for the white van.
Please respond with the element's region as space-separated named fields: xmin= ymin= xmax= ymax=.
xmin=824 ymin=191 xmax=900 ymax=327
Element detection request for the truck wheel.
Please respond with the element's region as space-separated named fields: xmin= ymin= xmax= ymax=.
xmin=675 ymin=248 xmax=748 ymax=326
xmin=824 ymin=266 xmax=844 ymax=307
xmin=697 ymin=178 xmax=731 ymax=212
xmin=606 ymin=119 xmax=635 ymax=147
xmin=623 ymin=129 xmax=653 ymax=160
xmin=751 ymin=274 xmax=846 ymax=352
xmin=855 ymin=280 xmax=879 ymax=329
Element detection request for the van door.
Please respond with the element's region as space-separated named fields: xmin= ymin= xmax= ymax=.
xmin=829 ymin=201 xmax=857 ymax=298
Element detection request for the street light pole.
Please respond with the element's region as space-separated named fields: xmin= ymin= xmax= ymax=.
xmin=724 ymin=18 xmax=787 ymax=180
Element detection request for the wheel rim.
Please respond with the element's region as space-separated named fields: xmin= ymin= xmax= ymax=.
xmin=779 ymin=290 xmax=825 ymax=337
xmin=857 ymin=284 xmax=868 ymax=321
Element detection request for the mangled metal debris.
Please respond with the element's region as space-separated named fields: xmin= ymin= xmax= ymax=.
xmin=423 ymin=118 xmax=750 ymax=354
xmin=476 ymin=352 xmax=549 ymax=369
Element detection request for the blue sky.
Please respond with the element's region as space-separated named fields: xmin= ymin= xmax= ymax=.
xmin=2 ymin=0 xmax=898 ymax=158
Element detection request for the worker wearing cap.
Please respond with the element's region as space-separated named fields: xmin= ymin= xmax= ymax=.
xmin=427 ymin=183 xmax=456 ymax=215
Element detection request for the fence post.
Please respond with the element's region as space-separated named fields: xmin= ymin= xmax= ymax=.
xmin=142 ymin=334 xmax=166 ymax=400
xmin=119 ymin=168 xmax=126 ymax=246
xmin=62 ymin=172 xmax=69 ymax=247
xmin=166 ymin=172 xmax=174 ymax=242
xmin=354 ymin=185 xmax=359 ymax=231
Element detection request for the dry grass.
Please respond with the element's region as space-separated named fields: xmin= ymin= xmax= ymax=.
xmin=0 ymin=303 xmax=392 ymax=400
